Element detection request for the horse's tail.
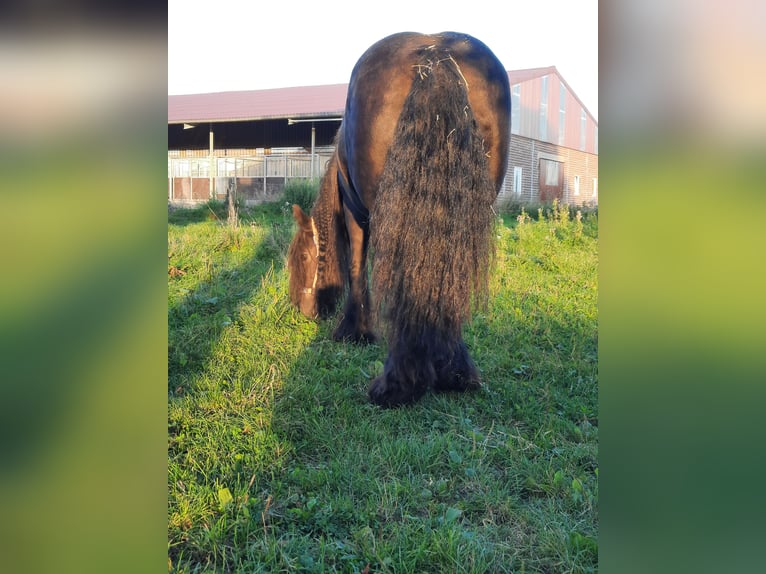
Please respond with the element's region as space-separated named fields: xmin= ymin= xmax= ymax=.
xmin=370 ymin=53 xmax=497 ymax=351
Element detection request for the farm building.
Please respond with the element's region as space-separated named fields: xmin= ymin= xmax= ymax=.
xmin=168 ymin=66 xmax=597 ymax=207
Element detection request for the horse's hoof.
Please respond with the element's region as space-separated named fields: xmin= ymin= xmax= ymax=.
xmin=357 ymin=331 xmax=378 ymax=345
xmin=368 ymin=376 xmax=407 ymax=408
xmin=440 ymin=370 xmax=482 ymax=392
xmin=368 ymin=377 xmax=400 ymax=408
xmin=434 ymin=346 xmax=482 ymax=392
xmin=332 ymin=325 xmax=377 ymax=345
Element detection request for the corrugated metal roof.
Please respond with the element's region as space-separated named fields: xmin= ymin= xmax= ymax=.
xmin=168 ymin=67 xmax=596 ymax=126
xmin=168 ymin=83 xmax=348 ymax=124
xmin=507 ymin=66 xmax=597 ymax=125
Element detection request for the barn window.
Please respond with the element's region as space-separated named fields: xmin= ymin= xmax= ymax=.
xmin=511 ymin=84 xmax=520 ymax=135
xmin=539 ymin=158 xmax=564 ymax=202
xmin=580 ymin=108 xmax=587 ymax=150
xmin=592 ymin=178 xmax=598 ymax=199
xmin=539 ymin=76 xmax=549 ymax=140
xmin=559 ymin=81 xmax=567 ymax=145
xmin=594 ymin=126 xmax=598 ymax=154
xmin=574 ymin=175 xmax=580 ymax=196
xmin=513 ymin=166 xmax=522 ymax=196
xmin=540 ymin=159 xmax=560 ymax=186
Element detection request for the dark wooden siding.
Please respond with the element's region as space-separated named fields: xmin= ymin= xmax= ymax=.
xmin=498 ymin=134 xmax=598 ymax=207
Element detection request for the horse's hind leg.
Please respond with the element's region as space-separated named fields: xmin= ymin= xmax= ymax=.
xmin=433 ymin=339 xmax=482 ymax=392
xmin=332 ymin=206 xmax=376 ymax=344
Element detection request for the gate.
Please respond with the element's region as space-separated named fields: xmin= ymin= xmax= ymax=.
xmin=168 ymin=153 xmax=334 ymax=205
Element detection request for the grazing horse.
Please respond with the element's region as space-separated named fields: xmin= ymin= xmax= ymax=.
xmin=287 ymin=31 xmax=511 ymax=407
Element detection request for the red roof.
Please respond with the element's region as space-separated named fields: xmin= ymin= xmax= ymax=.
xmin=506 ymin=66 xmax=557 ymax=85
xmin=168 ymin=67 xmax=595 ymax=125
xmin=168 ymin=83 xmax=348 ymax=124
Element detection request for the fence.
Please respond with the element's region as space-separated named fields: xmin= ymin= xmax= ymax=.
xmin=168 ymin=153 xmax=334 ymax=205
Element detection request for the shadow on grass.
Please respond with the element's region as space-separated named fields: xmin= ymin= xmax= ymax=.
xmin=252 ymin=291 xmax=598 ymax=572
xmin=167 ymin=201 xmax=323 ymax=570
xmin=167 ymin=203 xmax=292 ymax=387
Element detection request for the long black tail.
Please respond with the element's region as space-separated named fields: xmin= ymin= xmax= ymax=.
xmin=370 ymin=51 xmax=496 ymax=350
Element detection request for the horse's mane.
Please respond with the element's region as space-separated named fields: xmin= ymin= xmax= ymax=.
xmin=309 ymin=151 xmax=348 ymax=317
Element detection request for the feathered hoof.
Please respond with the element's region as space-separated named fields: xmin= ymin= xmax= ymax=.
xmin=332 ymin=321 xmax=377 ymax=345
xmin=368 ymin=373 xmax=423 ymax=408
xmin=433 ymin=344 xmax=482 ymax=393
xmin=438 ymin=377 xmax=482 ymax=393
xmin=435 ymin=368 xmax=482 ymax=393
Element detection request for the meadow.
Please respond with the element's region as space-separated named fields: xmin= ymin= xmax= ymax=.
xmin=168 ymin=193 xmax=598 ymax=573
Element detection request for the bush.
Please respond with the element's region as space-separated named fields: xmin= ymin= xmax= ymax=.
xmin=283 ymin=179 xmax=319 ymax=212
xmin=203 ymin=198 xmax=228 ymax=219
xmin=498 ymin=199 xmax=598 ymax=223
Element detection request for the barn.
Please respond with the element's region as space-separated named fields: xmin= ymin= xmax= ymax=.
xmin=168 ymin=66 xmax=598 ymax=207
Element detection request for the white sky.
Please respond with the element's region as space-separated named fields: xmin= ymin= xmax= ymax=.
xmin=168 ymin=0 xmax=598 ymax=120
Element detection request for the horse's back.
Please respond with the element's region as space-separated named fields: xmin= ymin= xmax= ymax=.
xmin=340 ymin=32 xmax=511 ymax=205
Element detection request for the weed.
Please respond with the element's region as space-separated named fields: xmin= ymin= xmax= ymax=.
xmin=283 ymin=179 xmax=319 ymax=212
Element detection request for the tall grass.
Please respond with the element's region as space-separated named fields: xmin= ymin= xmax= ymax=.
xmin=283 ymin=179 xmax=319 ymax=213
xmin=168 ymin=202 xmax=598 ymax=573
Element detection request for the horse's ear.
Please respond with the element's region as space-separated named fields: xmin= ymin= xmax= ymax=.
xmin=291 ymin=204 xmax=312 ymax=231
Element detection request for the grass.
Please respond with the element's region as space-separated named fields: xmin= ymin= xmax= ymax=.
xmin=283 ymin=180 xmax=319 ymax=213
xmin=168 ymin=199 xmax=598 ymax=573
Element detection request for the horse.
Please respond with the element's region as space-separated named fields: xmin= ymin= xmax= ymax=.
xmin=287 ymin=31 xmax=511 ymax=407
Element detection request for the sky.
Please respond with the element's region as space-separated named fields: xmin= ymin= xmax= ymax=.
xmin=168 ymin=0 xmax=598 ymax=120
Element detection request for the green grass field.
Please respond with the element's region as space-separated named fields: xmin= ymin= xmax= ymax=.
xmin=168 ymin=198 xmax=598 ymax=573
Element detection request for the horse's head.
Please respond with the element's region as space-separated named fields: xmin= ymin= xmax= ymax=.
xmin=287 ymin=204 xmax=319 ymax=318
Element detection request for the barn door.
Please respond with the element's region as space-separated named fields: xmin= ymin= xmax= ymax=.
xmin=539 ymin=158 xmax=564 ymax=202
